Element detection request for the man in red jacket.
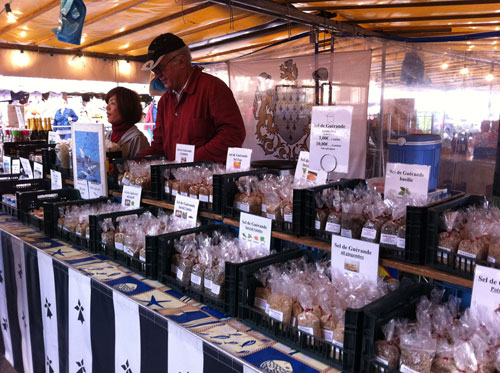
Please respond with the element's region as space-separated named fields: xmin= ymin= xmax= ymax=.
xmin=139 ymin=33 xmax=246 ymax=162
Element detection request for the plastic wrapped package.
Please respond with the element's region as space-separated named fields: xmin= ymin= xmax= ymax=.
xmin=100 ymin=218 xmax=115 ymax=247
xmin=340 ymin=201 xmax=365 ymax=239
xmin=361 ymin=201 xmax=386 ymax=243
xmin=399 ymin=331 xmax=437 ymax=373
xmin=296 ymin=284 xmax=321 ymax=337
xmin=432 ymin=340 xmax=461 ymax=373
xmin=374 ymin=319 xmax=401 ymax=369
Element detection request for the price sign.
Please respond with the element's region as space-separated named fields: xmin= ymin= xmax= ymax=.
xmin=3 ymin=156 xmax=11 ymax=173
xmin=11 ymin=159 xmax=20 ymax=174
xmin=173 ymin=195 xmax=199 ymax=227
xmin=175 ymin=144 xmax=195 ymax=163
xmin=121 ymin=185 xmax=142 ymax=208
xmin=33 ymin=162 xmax=43 ymax=179
xmin=20 ymin=158 xmax=33 ymax=179
xmin=471 ymin=265 xmax=500 ymax=314
xmin=48 ymin=131 xmax=60 ymax=144
xmin=88 ymin=182 xmax=104 ymax=198
xmin=239 ymin=212 xmax=272 ymax=254
xmin=50 ymin=169 xmax=63 ymax=190
xmin=310 ymin=106 xmax=353 ymax=173
xmin=384 ymin=162 xmax=430 ymax=201
xmin=75 ymin=178 xmax=90 ymax=199
xmin=294 ymin=151 xmax=327 ymax=185
xmin=226 ymin=147 xmax=252 ymax=171
xmin=331 ymin=235 xmax=380 ymax=283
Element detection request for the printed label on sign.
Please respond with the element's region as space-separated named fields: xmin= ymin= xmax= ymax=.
xmin=375 ymin=356 xmax=389 ymax=367
xmin=331 ymin=235 xmax=380 ymax=283
xmin=239 ymin=202 xmax=250 ymax=212
xmin=284 ymin=214 xmax=293 ymax=223
xmin=11 ymin=159 xmax=20 ymax=174
xmin=254 ymin=297 xmax=267 ymax=311
xmin=189 ymin=193 xmax=197 ymax=199
xmin=139 ymin=255 xmax=145 ymax=263
xmin=88 ymin=182 xmax=104 ymax=199
xmin=176 ymin=268 xmax=184 ymax=281
xmin=315 ymin=220 xmax=321 ymax=230
xmin=471 ymin=265 xmax=500 ymax=314
xmin=298 ymin=326 xmax=314 ymax=335
xmin=380 ymin=234 xmax=397 ymax=246
xmin=226 ymin=147 xmax=252 ymax=171
xmin=175 ymin=143 xmax=195 ymax=163
xmin=239 ymin=212 xmax=272 ymax=253
xmin=50 ymin=169 xmax=63 ymax=190
xmin=3 ymin=155 xmax=11 ymax=173
xmin=75 ymin=178 xmax=90 ymax=199
xmin=204 ymin=278 xmax=212 ymax=291
xmin=341 ymin=229 xmax=352 ymax=238
xmin=190 ymin=274 xmax=201 ymax=286
xmin=164 ymin=185 xmax=170 ymax=194
xmin=294 ymin=151 xmax=328 ymax=185
xmin=122 ymin=185 xmax=142 ymax=208
xmin=488 ymin=256 xmax=495 ymax=264
xmin=332 ymin=339 xmax=343 ymax=348
xmin=361 ymin=228 xmax=377 ymax=240
xmin=211 ymin=283 xmax=221 ymax=295
xmin=322 ymin=329 xmax=334 ymax=343
xmin=20 ymin=158 xmax=33 ymax=179
xmin=457 ymin=249 xmax=477 ymax=259
xmin=123 ymin=246 xmax=134 ymax=257
xmin=173 ymin=195 xmax=199 ymax=228
xmin=384 ymin=162 xmax=430 ymax=201
xmin=310 ymin=106 xmax=353 ymax=173
xmin=115 ymin=242 xmax=123 ymax=251
xmin=48 ymin=131 xmax=60 ymax=144
xmin=261 ymin=204 xmax=267 ymax=213
xmin=397 ymin=237 xmax=406 ymax=249
xmin=268 ymin=308 xmax=283 ymax=322
xmin=326 ymin=222 xmax=341 ymax=234
xmin=33 ymin=162 xmax=43 ymax=179
xmin=199 ymin=194 xmax=209 ymax=202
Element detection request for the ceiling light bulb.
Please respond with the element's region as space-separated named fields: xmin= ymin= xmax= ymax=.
xmin=20 ymin=31 xmax=26 ymax=37
xmin=485 ymin=73 xmax=494 ymax=81
xmin=467 ymin=41 xmax=471 ymax=45
xmin=460 ymin=67 xmax=469 ymax=75
xmin=7 ymin=12 xmax=16 ymax=23
xmin=441 ymin=63 xmax=449 ymax=70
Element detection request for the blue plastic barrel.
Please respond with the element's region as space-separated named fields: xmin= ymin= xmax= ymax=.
xmin=387 ymin=134 xmax=442 ymax=190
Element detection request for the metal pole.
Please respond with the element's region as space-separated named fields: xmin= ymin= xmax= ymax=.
xmin=379 ymin=43 xmax=387 ymax=177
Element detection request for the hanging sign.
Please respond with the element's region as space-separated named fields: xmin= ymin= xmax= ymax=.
xmin=331 ymin=236 xmax=379 ymax=283
xmin=121 ymin=185 xmax=142 ymax=208
xmin=175 ymin=144 xmax=195 ymax=163
xmin=471 ymin=265 xmax=500 ymax=314
xmin=294 ymin=151 xmax=328 ymax=185
xmin=11 ymin=159 xmax=20 ymax=174
xmin=173 ymin=195 xmax=199 ymax=227
xmin=239 ymin=212 xmax=272 ymax=254
xmin=33 ymin=162 xmax=43 ymax=179
xmin=384 ymin=162 xmax=430 ymax=201
xmin=50 ymin=169 xmax=63 ymax=190
xmin=20 ymin=158 xmax=33 ymax=179
xmin=310 ymin=106 xmax=353 ymax=173
xmin=3 ymin=156 xmax=11 ymax=173
xmin=226 ymin=147 xmax=252 ymax=171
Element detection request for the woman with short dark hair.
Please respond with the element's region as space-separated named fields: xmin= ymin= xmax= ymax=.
xmin=105 ymin=87 xmax=149 ymax=158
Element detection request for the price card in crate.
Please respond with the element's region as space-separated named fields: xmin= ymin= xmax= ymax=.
xmin=294 ymin=151 xmax=327 ymax=185
xmin=175 ymin=144 xmax=195 ymax=163
xmin=173 ymin=194 xmax=199 ymax=227
xmin=11 ymin=159 xmax=20 ymax=174
xmin=3 ymin=156 xmax=11 ymax=173
xmin=239 ymin=212 xmax=272 ymax=254
xmin=20 ymin=158 xmax=33 ymax=179
xmin=471 ymin=265 xmax=500 ymax=314
xmin=75 ymin=178 xmax=89 ymax=199
xmin=33 ymin=162 xmax=43 ymax=179
xmin=226 ymin=147 xmax=252 ymax=171
xmin=122 ymin=185 xmax=142 ymax=208
xmin=50 ymin=169 xmax=63 ymax=190
xmin=331 ymin=235 xmax=380 ymax=283
xmin=384 ymin=162 xmax=430 ymax=201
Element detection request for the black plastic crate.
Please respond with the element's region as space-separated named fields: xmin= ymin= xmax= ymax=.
xmin=238 ymin=247 xmax=374 ymax=372
xmin=0 ymin=178 xmax=50 ymax=216
xmin=109 ymin=155 xmax=166 ymax=196
xmin=16 ymin=188 xmax=81 ymax=230
xmin=3 ymin=140 xmax=48 ymax=158
xmin=303 ymin=178 xmax=367 ymax=241
xmin=158 ymin=224 xmax=292 ymax=316
xmin=150 ymin=161 xmax=215 ymax=206
xmin=89 ymin=206 xmax=164 ymax=277
xmin=43 ymin=197 xmax=109 ymax=247
xmin=426 ymin=194 xmax=497 ymax=279
xmin=42 ymin=148 xmax=73 ymax=180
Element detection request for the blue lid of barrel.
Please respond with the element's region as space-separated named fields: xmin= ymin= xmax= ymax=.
xmin=390 ymin=134 xmax=441 ymax=142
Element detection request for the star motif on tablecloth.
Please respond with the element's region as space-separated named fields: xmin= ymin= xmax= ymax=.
xmin=45 ymin=298 xmax=53 ymax=319
xmin=144 ymin=295 xmax=170 ymax=308
xmin=74 ymin=299 xmax=85 ymax=324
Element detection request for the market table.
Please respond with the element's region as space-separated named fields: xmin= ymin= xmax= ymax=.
xmin=0 ymin=213 xmax=339 ymax=373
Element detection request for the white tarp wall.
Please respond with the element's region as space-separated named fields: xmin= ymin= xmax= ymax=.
xmin=228 ymin=50 xmax=372 ymax=178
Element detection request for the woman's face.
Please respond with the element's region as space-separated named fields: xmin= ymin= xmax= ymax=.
xmin=106 ymin=95 xmax=123 ymax=125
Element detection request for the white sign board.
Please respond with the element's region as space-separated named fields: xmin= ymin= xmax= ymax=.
xmin=173 ymin=195 xmax=199 ymax=227
xmin=48 ymin=131 xmax=60 ymax=144
xmin=33 ymin=162 xmax=43 ymax=179
xmin=294 ymin=151 xmax=328 ymax=185
xmin=310 ymin=106 xmax=353 ymax=173
xmin=3 ymin=156 xmax=11 ymax=174
xmin=384 ymin=162 xmax=431 ymax=200
xmin=331 ymin=236 xmax=379 ymax=283
xmin=168 ymin=320 xmax=203 ymax=373
xmin=75 ymin=179 xmax=90 ymax=199
xmin=226 ymin=147 xmax=252 ymax=171
xmin=50 ymin=169 xmax=63 ymax=190
xmin=175 ymin=144 xmax=195 ymax=163
xmin=122 ymin=185 xmax=142 ymax=209
xmin=239 ymin=212 xmax=272 ymax=254
xmin=88 ymin=182 xmax=104 ymax=198
xmin=20 ymin=158 xmax=33 ymax=179
xmin=15 ymin=106 xmax=25 ymax=128
xmin=471 ymin=265 xmax=500 ymax=314
xmin=11 ymin=159 xmax=20 ymax=174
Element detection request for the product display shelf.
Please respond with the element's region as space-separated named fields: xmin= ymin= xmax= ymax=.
xmin=222 ymin=218 xmax=473 ymax=289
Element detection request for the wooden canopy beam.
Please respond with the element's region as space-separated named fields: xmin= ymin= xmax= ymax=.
xmin=297 ymin=0 xmax=500 ymax=11
xmin=0 ymin=0 xmax=59 ymax=36
xmin=354 ymin=13 xmax=500 ymax=24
